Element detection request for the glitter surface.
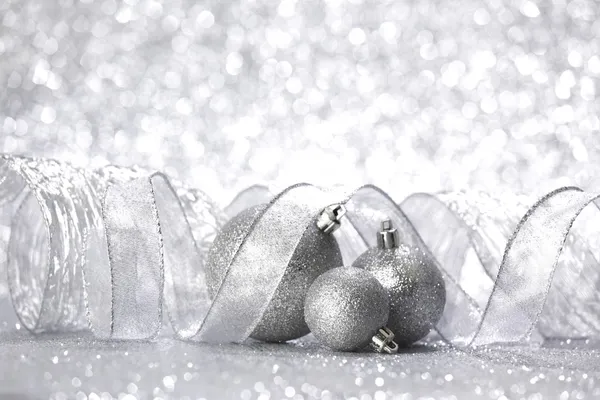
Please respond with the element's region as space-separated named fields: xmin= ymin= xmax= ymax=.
xmin=2 ymin=332 xmax=600 ymax=399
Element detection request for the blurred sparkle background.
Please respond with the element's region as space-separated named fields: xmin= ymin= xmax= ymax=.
xmin=1 ymin=0 xmax=598 ymax=205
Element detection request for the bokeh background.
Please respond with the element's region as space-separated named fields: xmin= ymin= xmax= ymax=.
xmin=1 ymin=0 xmax=599 ymax=205
xmin=3 ymin=2 xmax=600 ymax=398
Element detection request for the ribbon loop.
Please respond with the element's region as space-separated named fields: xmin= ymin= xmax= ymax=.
xmin=2 ymin=155 xmax=600 ymax=347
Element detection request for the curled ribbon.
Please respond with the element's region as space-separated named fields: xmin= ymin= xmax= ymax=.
xmin=1 ymin=155 xmax=599 ymax=346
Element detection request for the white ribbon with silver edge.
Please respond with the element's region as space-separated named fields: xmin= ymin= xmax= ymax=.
xmin=0 ymin=154 xmax=599 ymax=347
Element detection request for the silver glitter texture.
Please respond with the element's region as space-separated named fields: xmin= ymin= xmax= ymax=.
xmin=305 ymin=266 xmax=389 ymax=352
xmin=4 ymin=333 xmax=600 ymax=400
xmin=353 ymin=244 xmax=446 ymax=345
xmin=205 ymin=205 xmax=343 ymax=342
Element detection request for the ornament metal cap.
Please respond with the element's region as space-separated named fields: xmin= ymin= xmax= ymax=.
xmin=377 ymin=220 xmax=400 ymax=249
xmin=370 ymin=326 xmax=399 ymax=354
xmin=316 ymin=204 xmax=347 ymax=234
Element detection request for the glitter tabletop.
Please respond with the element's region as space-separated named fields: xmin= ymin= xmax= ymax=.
xmin=1 ymin=332 xmax=600 ymax=399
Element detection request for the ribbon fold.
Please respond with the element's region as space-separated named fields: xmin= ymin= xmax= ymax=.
xmin=1 ymin=155 xmax=600 ymax=347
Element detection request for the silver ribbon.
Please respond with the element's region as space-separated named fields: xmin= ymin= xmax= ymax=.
xmin=1 ymin=155 xmax=599 ymax=346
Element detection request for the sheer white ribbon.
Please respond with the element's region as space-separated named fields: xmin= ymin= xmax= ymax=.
xmin=1 ymin=155 xmax=599 ymax=346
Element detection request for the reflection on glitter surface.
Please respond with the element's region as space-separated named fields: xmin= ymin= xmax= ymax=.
xmin=1 ymin=333 xmax=600 ymax=399
xmin=1 ymin=0 xmax=599 ymax=205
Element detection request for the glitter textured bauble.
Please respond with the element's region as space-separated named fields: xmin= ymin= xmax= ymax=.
xmin=304 ymin=267 xmax=390 ymax=352
xmin=352 ymin=221 xmax=446 ymax=346
xmin=205 ymin=205 xmax=343 ymax=342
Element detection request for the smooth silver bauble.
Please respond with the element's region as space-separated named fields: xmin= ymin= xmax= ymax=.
xmin=205 ymin=205 xmax=343 ymax=342
xmin=304 ymin=267 xmax=389 ymax=352
xmin=352 ymin=244 xmax=446 ymax=345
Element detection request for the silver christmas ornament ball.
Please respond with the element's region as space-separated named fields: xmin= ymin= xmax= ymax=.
xmin=205 ymin=205 xmax=343 ymax=342
xmin=352 ymin=220 xmax=446 ymax=346
xmin=304 ymin=267 xmax=390 ymax=352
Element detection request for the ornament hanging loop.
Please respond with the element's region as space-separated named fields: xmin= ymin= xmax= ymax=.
xmin=370 ymin=327 xmax=399 ymax=354
xmin=317 ymin=204 xmax=347 ymax=234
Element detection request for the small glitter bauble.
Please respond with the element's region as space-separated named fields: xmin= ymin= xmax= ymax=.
xmin=304 ymin=267 xmax=390 ymax=352
xmin=352 ymin=220 xmax=446 ymax=346
xmin=205 ymin=205 xmax=343 ymax=342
